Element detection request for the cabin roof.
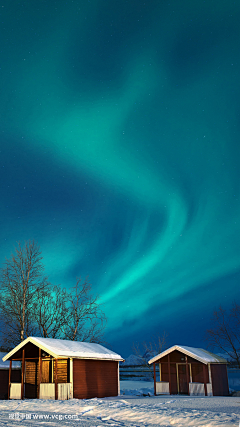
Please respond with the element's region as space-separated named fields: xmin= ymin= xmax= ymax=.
xmin=2 ymin=337 xmax=124 ymax=362
xmin=148 ymin=345 xmax=228 ymax=365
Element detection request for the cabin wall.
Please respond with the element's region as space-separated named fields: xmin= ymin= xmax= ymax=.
xmin=41 ymin=359 xmax=68 ymax=384
xmin=210 ymin=364 xmax=229 ymax=396
xmin=160 ymin=350 xmax=197 ymax=364
xmin=191 ymin=363 xmax=209 ymax=383
xmin=73 ymin=359 xmax=118 ymax=399
xmin=159 ymin=351 xmax=211 ymax=396
xmin=54 ymin=359 xmax=69 ymax=383
xmin=24 ymin=358 xmax=69 ymax=398
xmin=0 ymin=370 xmax=21 ymax=399
xmin=160 ymin=361 xmax=208 ymax=394
xmin=161 ymin=363 xmax=178 ymax=394
xmin=13 ymin=342 xmax=39 ymax=359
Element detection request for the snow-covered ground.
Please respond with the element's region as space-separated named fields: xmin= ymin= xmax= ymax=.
xmin=0 ymin=381 xmax=239 ymax=426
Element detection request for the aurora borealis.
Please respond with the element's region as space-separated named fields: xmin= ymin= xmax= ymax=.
xmin=1 ymin=0 xmax=240 ymax=356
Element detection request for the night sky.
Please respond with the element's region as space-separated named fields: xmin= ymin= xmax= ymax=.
xmin=1 ymin=0 xmax=240 ymax=357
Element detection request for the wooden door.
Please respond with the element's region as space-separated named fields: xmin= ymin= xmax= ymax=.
xmin=178 ymin=364 xmax=189 ymax=394
xmin=25 ymin=361 xmax=38 ymax=398
xmin=42 ymin=360 xmax=51 ymax=383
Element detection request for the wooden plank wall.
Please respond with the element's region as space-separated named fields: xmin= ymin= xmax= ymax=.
xmin=191 ymin=363 xmax=209 ymax=383
xmin=40 ymin=359 xmax=68 ymax=384
xmin=210 ymin=364 xmax=229 ymax=396
xmin=161 ymin=363 xmax=178 ymax=394
xmin=73 ymin=359 xmax=118 ymax=399
xmin=54 ymin=359 xmax=68 ymax=383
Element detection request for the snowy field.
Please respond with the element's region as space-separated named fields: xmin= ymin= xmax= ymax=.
xmin=0 ymin=381 xmax=239 ymax=427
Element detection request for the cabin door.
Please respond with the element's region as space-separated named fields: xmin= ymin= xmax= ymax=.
xmin=42 ymin=360 xmax=52 ymax=383
xmin=25 ymin=360 xmax=38 ymax=398
xmin=177 ymin=364 xmax=190 ymax=394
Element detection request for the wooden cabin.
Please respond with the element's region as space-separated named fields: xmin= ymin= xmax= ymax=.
xmin=2 ymin=337 xmax=123 ymax=400
xmin=148 ymin=345 xmax=229 ymax=396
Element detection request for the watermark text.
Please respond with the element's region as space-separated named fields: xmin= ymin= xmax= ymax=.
xmin=9 ymin=412 xmax=79 ymax=421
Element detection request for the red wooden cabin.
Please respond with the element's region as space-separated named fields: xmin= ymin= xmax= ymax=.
xmin=2 ymin=337 xmax=123 ymax=400
xmin=148 ymin=345 xmax=229 ymax=396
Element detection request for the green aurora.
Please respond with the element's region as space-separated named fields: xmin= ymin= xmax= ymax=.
xmin=1 ymin=0 xmax=240 ymax=354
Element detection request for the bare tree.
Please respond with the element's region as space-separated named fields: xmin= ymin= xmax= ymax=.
xmin=62 ymin=278 xmax=107 ymax=343
xmin=33 ymin=279 xmax=107 ymax=343
xmin=132 ymin=333 xmax=167 ymax=379
xmin=205 ymin=302 xmax=240 ymax=367
xmin=0 ymin=240 xmax=46 ymax=346
xmin=32 ymin=282 xmax=68 ymax=339
xmin=0 ymin=242 xmax=107 ymax=347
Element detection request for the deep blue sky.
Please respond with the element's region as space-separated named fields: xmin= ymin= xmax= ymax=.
xmin=1 ymin=0 xmax=240 ymax=357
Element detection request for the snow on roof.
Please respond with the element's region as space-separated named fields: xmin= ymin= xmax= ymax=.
xmin=148 ymin=345 xmax=228 ymax=365
xmin=0 ymin=352 xmax=21 ymax=369
xmin=2 ymin=337 xmax=124 ymax=362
